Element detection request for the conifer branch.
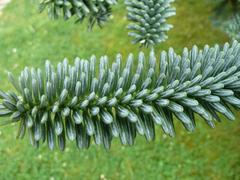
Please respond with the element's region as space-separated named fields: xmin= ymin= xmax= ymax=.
xmin=125 ymin=0 xmax=176 ymax=47
xmin=39 ymin=0 xmax=117 ymax=29
xmin=223 ymin=14 xmax=240 ymax=40
xmin=1 ymin=41 xmax=240 ymax=150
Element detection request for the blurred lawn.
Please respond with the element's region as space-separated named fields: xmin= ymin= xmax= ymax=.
xmin=0 ymin=0 xmax=239 ymax=180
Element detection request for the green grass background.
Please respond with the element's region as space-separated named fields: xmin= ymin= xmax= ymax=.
xmin=0 ymin=0 xmax=239 ymax=179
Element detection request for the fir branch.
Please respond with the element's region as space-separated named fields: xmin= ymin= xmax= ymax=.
xmin=223 ymin=14 xmax=240 ymax=40
xmin=1 ymin=41 xmax=240 ymax=150
xmin=125 ymin=0 xmax=176 ymax=47
xmin=38 ymin=0 xmax=117 ymax=29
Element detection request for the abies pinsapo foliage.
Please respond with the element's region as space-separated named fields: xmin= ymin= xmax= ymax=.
xmin=1 ymin=41 xmax=240 ymax=150
xmin=125 ymin=0 xmax=176 ymax=47
xmin=39 ymin=0 xmax=117 ymax=29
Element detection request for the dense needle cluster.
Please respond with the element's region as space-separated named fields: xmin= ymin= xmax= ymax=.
xmin=1 ymin=41 xmax=240 ymax=150
xmin=39 ymin=0 xmax=117 ymax=29
xmin=224 ymin=14 xmax=240 ymax=40
xmin=125 ymin=0 xmax=176 ymax=47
